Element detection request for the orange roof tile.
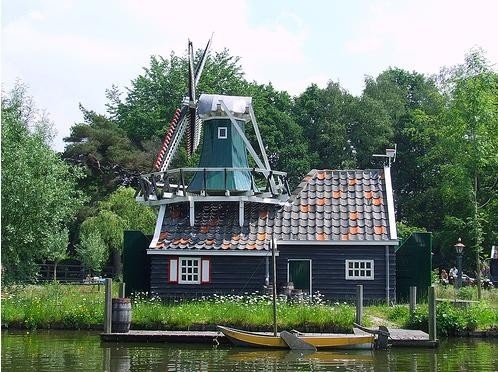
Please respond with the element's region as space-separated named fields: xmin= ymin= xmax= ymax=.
xmin=364 ymin=191 xmax=373 ymax=199
xmin=349 ymin=226 xmax=359 ymax=235
xmin=257 ymin=232 xmax=267 ymax=241
xmin=333 ymin=190 xmax=342 ymax=199
xmin=317 ymin=171 xmax=325 ymax=180
xmin=372 ymin=198 xmax=383 ymax=206
xmin=341 ymin=234 xmax=349 ymax=241
xmin=349 ymin=211 xmax=358 ymax=220
xmin=300 ymin=204 xmax=309 ymax=213
xmin=317 ymin=198 xmax=325 ymax=206
xmin=374 ymin=226 xmax=385 ymax=235
xmin=348 ymin=178 xmax=357 ymax=186
xmin=316 ymin=232 xmax=326 ymax=240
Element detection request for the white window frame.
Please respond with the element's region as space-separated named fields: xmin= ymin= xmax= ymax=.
xmin=179 ymin=257 xmax=201 ymax=284
xmin=345 ymin=259 xmax=374 ymax=280
xmin=218 ymin=127 xmax=228 ymax=139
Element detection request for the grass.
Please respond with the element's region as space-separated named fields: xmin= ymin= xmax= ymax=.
xmin=2 ymin=283 xmax=496 ymax=336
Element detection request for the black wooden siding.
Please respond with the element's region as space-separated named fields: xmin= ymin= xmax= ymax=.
xmin=277 ymin=245 xmax=396 ymax=303
xmin=150 ymin=255 xmax=268 ymax=300
xmin=150 ymin=244 xmax=395 ymax=302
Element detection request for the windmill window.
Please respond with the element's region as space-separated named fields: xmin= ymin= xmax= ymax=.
xmin=345 ymin=259 xmax=374 ymax=280
xmin=218 ymin=127 xmax=228 ymax=139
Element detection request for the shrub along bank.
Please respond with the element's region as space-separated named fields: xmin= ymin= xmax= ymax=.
xmin=1 ymin=284 xmax=496 ymax=336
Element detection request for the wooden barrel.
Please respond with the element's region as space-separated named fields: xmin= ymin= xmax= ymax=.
xmin=111 ymin=298 xmax=131 ymax=333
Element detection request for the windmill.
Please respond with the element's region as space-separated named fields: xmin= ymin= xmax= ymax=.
xmin=136 ymin=37 xmax=290 ymax=227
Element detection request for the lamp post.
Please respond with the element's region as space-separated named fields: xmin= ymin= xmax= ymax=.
xmin=454 ymin=238 xmax=465 ymax=289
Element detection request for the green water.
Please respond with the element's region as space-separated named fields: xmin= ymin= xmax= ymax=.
xmin=1 ymin=330 xmax=496 ymax=371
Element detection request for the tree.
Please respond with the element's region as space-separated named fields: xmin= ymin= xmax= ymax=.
xmin=76 ymin=231 xmax=107 ymax=275
xmin=430 ymin=49 xmax=498 ymax=278
xmin=294 ymin=82 xmax=354 ymax=169
xmin=78 ymin=187 xmax=156 ymax=277
xmin=362 ymin=68 xmax=445 ymax=228
xmin=245 ymin=82 xmax=316 ymax=187
xmin=63 ymin=105 xmax=155 ymax=205
xmin=1 ymin=82 xmax=86 ymax=283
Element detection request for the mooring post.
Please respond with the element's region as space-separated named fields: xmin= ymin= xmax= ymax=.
xmin=409 ymin=286 xmax=417 ymax=316
xmin=104 ymin=278 xmax=113 ymax=334
xmin=119 ymin=282 xmax=126 ymax=298
xmin=355 ymin=285 xmax=363 ymax=325
xmin=428 ymin=285 xmax=436 ymax=341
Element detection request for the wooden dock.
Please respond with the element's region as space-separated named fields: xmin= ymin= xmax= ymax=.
xmin=387 ymin=328 xmax=438 ymax=348
xmin=100 ymin=328 xmax=437 ymax=348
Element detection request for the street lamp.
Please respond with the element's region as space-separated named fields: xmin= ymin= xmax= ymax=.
xmin=454 ymin=238 xmax=465 ymax=288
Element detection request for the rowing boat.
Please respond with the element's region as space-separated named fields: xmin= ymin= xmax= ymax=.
xmin=217 ymin=325 xmax=374 ymax=350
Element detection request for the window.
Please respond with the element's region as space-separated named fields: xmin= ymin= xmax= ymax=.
xmin=179 ymin=258 xmax=200 ymax=284
xmin=218 ymin=127 xmax=227 ymax=139
xmin=345 ymin=260 xmax=374 ymax=280
xmin=169 ymin=257 xmax=210 ymax=284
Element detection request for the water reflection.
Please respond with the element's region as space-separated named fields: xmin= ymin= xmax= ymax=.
xmin=2 ymin=330 xmax=497 ymax=371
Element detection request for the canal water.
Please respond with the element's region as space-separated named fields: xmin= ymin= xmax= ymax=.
xmin=1 ymin=330 xmax=496 ymax=371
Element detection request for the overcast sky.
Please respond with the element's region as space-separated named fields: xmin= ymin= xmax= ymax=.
xmin=2 ymin=0 xmax=498 ymax=151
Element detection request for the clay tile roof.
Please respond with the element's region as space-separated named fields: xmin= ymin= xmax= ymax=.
xmin=276 ymin=169 xmax=393 ymax=243
xmin=153 ymin=169 xmax=393 ymax=251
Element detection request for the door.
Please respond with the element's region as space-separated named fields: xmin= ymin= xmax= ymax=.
xmin=287 ymin=259 xmax=312 ymax=295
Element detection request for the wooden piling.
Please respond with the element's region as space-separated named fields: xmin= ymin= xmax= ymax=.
xmin=104 ymin=278 xmax=112 ymax=334
xmin=119 ymin=283 xmax=126 ymax=298
xmin=428 ymin=285 xmax=436 ymax=341
xmin=409 ymin=286 xmax=417 ymax=316
xmin=355 ymin=285 xmax=363 ymax=325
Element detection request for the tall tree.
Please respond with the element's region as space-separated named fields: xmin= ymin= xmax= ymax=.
xmin=430 ymin=49 xmax=498 ymax=273
xmin=246 ymin=82 xmax=316 ymax=187
xmin=1 ymin=83 xmax=86 ymax=282
xmin=362 ymin=68 xmax=445 ymax=229
xmin=293 ymin=82 xmax=354 ymax=169
xmin=63 ymin=105 xmax=154 ymax=205
xmin=78 ymin=187 xmax=156 ymax=277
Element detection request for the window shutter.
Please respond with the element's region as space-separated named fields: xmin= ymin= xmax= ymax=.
xmin=201 ymin=259 xmax=210 ymax=283
xmin=169 ymin=258 xmax=178 ymax=283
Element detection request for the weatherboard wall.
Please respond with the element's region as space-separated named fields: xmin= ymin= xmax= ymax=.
xmin=149 ymin=254 xmax=268 ymax=300
xmin=277 ymin=244 xmax=396 ymax=302
xmin=149 ymin=244 xmax=395 ymax=302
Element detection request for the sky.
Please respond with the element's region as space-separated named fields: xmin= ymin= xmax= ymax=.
xmin=2 ymin=0 xmax=498 ymax=151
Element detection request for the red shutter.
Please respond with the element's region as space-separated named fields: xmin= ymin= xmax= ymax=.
xmin=169 ymin=258 xmax=178 ymax=283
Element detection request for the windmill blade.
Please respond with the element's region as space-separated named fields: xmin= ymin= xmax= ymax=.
xmin=187 ymin=40 xmax=196 ymax=156
xmin=154 ymin=36 xmax=213 ymax=169
xmin=194 ymin=34 xmax=212 ymax=86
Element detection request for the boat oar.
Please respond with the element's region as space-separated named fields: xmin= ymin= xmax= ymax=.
xmin=280 ymin=331 xmax=317 ymax=351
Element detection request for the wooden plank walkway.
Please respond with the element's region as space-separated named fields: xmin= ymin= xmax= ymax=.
xmin=388 ymin=329 xmax=437 ymax=348
xmin=100 ymin=328 xmax=438 ymax=348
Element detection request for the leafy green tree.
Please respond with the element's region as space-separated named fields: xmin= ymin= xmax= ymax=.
xmin=76 ymin=231 xmax=107 ymax=275
xmin=79 ymin=187 xmax=156 ymax=277
xmin=1 ymin=83 xmax=86 ymax=283
xmin=245 ymin=82 xmax=316 ymax=187
xmin=109 ymin=49 xmax=248 ymax=146
xmin=293 ymin=82 xmax=354 ymax=169
xmin=430 ymin=49 xmax=498 ymax=274
xmin=362 ymin=68 xmax=445 ymax=228
xmin=63 ymin=105 xmax=155 ymax=205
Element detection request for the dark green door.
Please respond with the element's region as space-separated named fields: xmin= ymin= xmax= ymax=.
xmin=288 ymin=260 xmax=311 ymax=294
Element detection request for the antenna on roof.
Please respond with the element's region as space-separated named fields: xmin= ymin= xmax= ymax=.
xmin=373 ymin=144 xmax=397 ymax=167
